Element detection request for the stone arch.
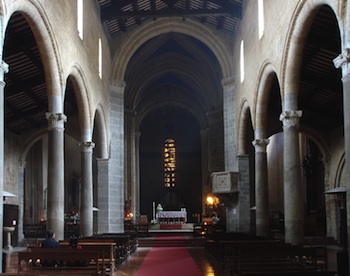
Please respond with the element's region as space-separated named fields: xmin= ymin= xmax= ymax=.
xmin=335 ymin=153 xmax=346 ymax=187
xmin=280 ymin=0 xmax=340 ymax=173
xmin=237 ymin=99 xmax=252 ymax=156
xmin=281 ymin=2 xmax=342 ymax=241
xmin=92 ymin=104 xmax=108 ymax=159
xmin=132 ymin=66 xmax=212 ymax=110
xmin=19 ymin=130 xmax=48 ymax=162
xmin=112 ymin=17 xmax=232 ymax=81
xmin=4 ymin=0 xmax=63 ymax=104
xmin=280 ymin=0 xmax=338 ymax=202
xmin=65 ymin=63 xmax=92 ymax=141
xmin=0 ymin=1 xmax=7 ymax=35
xmin=254 ymin=61 xmax=279 ymax=134
xmin=299 ymin=126 xmax=331 ymax=166
xmin=281 ymin=0 xmax=340 ymax=104
xmin=135 ymin=100 xmax=208 ymax=132
xmin=128 ymin=56 xmax=218 ymax=109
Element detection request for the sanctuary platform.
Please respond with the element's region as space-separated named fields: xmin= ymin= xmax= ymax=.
xmin=148 ymin=222 xmax=194 ymax=233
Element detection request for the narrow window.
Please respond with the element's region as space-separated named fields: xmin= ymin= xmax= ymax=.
xmin=164 ymin=138 xmax=176 ymax=188
xmin=258 ymin=0 xmax=264 ymax=39
xmin=240 ymin=40 xmax=245 ymax=83
xmin=77 ymin=0 xmax=83 ymax=40
xmin=99 ymin=38 xmax=102 ymax=79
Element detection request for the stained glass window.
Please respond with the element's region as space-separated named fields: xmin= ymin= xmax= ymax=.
xmin=164 ymin=138 xmax=176 ymax=187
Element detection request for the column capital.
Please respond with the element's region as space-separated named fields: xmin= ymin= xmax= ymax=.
xmin=111 ymin=79 xmax=126 ymax=87
xmin=96 ymin=158 xmax=110 ymax=163
xmin=19 ymin=160 xmax=27 ymax=169
xmin=221 ymin=76 xmax=235 ymax=89
xmin=0 ymin=60 xmax=9 ymax=87
xmin=46 ymin=113 xmax=67 ymax=131
xmin=333 ymin=48 xmax=350 ymax=70
xmin=279 ymin=110 xmax=302 ymax=129
xmin=110 ymin=80 xmax=126 ymax=97
xmin=252 ymin=139 xmax=270 ymax=153
xmin=1 ymin=60 xmax=9 ymax=74
xmin=79 ymin=141 xmax=95 ymax=153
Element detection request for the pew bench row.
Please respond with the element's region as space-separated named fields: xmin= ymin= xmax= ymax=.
xmin=205 ymin=238 xmax=337 ymax=276
xmin=18 ymin=234 xmax=138 ymax=275
xmin=18 ymin=249 xmax=101 ymax=275
xmin=78 ymin=234 xmax=137 ymax=268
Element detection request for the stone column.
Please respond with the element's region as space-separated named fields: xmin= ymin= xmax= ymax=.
xmin=213 ymin=158 xmax=250 ymax=233
xmin=124 ymin=109 xmax=132 ymax=216
xmin=46 ymin=112 xmax=66 ymax=240
xmin=222 ymin=77 xmax=238 ymax=172
xmin=97 ymin=80 xmax=125 ymax=233
xmin=252 ymin=138 xmax=270 ymax=237
xmin=237 ymin=155 xmax=250 ymax=232
xmin=79 ymin=141 xmax=95 ymax=237
xmin=17 ymin=161 xmax=26 ymax=240
xmin=124 ymin=109 xmax=139 ymax=219
xmin=200 ymin=129 xmax=209 ymax=214
xmin=333 ymin=48 xmax=350 ymax=259
xmin=280 ymin=109 xmax=303 ymax=245
xmin=96 ymin=158 xmax=109 ymax=234
xmin=132 ymin=131 xmax=141 ymax=219
xmin=0 ymin=61 xmax=8 ymax=268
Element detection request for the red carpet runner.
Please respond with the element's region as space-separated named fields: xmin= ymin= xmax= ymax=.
xmin=159 ymin=224 xmax=182 ymax=230
xmin=135 ymin=235 xmax=202 ymax=276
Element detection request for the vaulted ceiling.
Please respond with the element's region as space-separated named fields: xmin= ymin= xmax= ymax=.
xmin=124 ymin=32 xmax=223 ymax=122
xmin=100 ymin=0 xmax=244 ymax=127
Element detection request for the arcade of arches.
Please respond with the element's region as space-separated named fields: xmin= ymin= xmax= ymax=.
xmin=1 ymin=0 xmax=350 ymax=271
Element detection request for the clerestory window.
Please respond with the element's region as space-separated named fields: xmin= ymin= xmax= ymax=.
xmin=258 ymin=0 xmax=264 ymax=39
xmin=240 ymin=40 xmax=245 ymax=83
xmin=77 ymin=0 xmax=83 ymax=40
xmin=99 ymin=38 xmax=102 ymax=79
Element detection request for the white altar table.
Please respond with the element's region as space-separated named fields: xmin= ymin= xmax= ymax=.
xmin=156 ymin=211 xmax=187 ymax=224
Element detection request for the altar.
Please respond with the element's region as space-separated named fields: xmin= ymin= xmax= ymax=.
xmin=156 ymin=210 xmax=187 ymax=224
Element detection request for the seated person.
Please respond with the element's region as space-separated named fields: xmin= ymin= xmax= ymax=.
xmin=42 ymin=229 xmax=60 ymax=248
xmin=69 ymin=236 xmax=82 ymax=249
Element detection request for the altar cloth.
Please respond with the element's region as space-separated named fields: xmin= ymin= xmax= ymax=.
xmin=156 ymin=211 xmax=187 ymax=223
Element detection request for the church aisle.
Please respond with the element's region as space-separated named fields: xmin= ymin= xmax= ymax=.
xmin=116 ymin=245 xmax=230 ymax=276
xmin=137 ymin=247 xmax=201 ymax=275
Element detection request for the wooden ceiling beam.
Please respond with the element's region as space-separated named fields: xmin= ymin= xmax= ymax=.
xmin=104 ymin=7 xmax=233 ymax=19
xmin=100 ymin=0 xmax=242 ymax=21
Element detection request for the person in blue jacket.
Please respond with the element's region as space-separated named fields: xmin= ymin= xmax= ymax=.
xmin=42 ymin=229 xmax=60 ymax=248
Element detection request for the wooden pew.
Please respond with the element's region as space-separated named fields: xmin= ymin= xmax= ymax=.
xmin=60 ymin=234 xmax=137 ymax=272
xmin=206 ymin=238 xmax=325 ymax=274
xmin=207 ymin=239 xmax=284 ymax=270
xmin=124 ymin=222 xmax=149 ymax=237
xmin=228 ymin=242 xmax=335 ymax=276
xmin=81 ymin=234 xmax=137 ymax=268
xmin=59 ymin=240 xmax=116 ymax=274
xmin=18 ymin=249 xmax=101 ymax=275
